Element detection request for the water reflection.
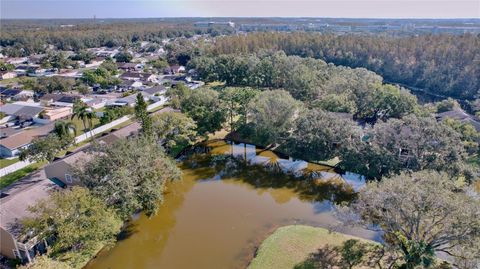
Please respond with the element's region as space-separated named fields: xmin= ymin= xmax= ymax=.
xmin=186 ymin=140 xmax=366 ymax=204
xmin=86 ymin=141 xmax=376 ymax=269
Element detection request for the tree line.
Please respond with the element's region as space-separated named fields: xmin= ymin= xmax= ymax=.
xmin=207 ymin=32 xmax=480 ymax=100
xmin=0 ymin=22 xmax=232 ymax=56
xmin=189 ymin=51 xmax=419 ymax=123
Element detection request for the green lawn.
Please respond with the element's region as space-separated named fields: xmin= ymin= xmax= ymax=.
xmin=0 ymin=158 xmax=19 ymax=169
xmin=67 ymin=117 xmax=101 ymax=135
xmin=0 ymin=162 xmax=46 ymax=189
xmin=248 ymin=225 xmax=369 ymax=269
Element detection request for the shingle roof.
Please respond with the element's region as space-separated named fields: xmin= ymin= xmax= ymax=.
xmin=143 ymin=85 xmax=165 ymax=95
xmin=0 ymin=123 xmax=54 ymax=150
xmin=0 ymin=104 xmax=44 ymax=118
xmin=120 ymin=72 xmax=152 ymax=79
xmin=116 ymin=92 xmax=150 ymax=105
xmin=0 ymin=170 xmax=59 ymax=239
xmin=13 ymin=106 xmax=44 ymax=119
xmin=0 ymin=89 xmax=22 ymax=97
xmin=57 ymin=96 xmax=80 ymax=104
xmin=39 ymin=93 xmax=64 ymax=102
xmin=0 ymin=104 xmax=23 ymax=115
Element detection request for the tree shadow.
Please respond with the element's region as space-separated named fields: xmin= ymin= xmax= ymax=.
xmin=116 ymin=221 xmax=139 ymax=241
xmin=294 ymin=245 xmax=341 ymax=269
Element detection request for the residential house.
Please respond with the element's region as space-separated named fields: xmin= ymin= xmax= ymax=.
xmin=0 ymin=170 xmax=59 ymax=263
xmin=44 ymin=150 xmax=92 ymax=187
xmin=0 ymin=123 xmax=54 ymax=157
xmin=142 ymin=85 xmax=166 ymax=102
xmin=1 ymin=103 xmax=44 ymax=123
xmin=0 ymin=71 xmax=17 ymax=80
xmin=163 ymin=65 xmax=185 ymax=75
xmin=108 ymin=91 xmax=150 ymax=107
xmin=117 ymin=62 xmax=142 ymax=71
xmin=118 ymin=79 xmax=143 ymax=91
xmin=44 ymin=122 xmax=141 ymax=186
xmin=84 ymin=97 xmax=106 ymax=110
xmin=27 ymin=54 xmax=46 ymax=65
xmin=14 ymin=65 xmax=30 ymax=76
xmin=120 ymin=72 xmax=155 ymax=82
xmin=38 ymin=93 xmax=63 ymax=106
xmin=0 ymin=89 xmax=33 ymax=102
xmin=28 ymin=68 xmax=56 ymax=77
xmin=84 ymin=57 xmax=105 ymax=68
xmin=143 ymin=85 xmax=166 ymax=96
xmin=5 ymin=57 xmax=27 ymax=65
xmin=39 ymin=94 xmax=81 ymax=108
xmin=40 ymin=107 xmax=72 ymax=121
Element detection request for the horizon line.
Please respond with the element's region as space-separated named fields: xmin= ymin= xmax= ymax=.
xmin=2 ymin=16 xmax=480 ymax=20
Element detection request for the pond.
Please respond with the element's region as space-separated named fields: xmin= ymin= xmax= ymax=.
xmin=85 ymin=141 xmax=379 ymax=269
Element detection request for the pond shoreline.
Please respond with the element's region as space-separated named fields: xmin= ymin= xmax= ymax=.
xmin=85 ymin=140 xmax=376 ymax=269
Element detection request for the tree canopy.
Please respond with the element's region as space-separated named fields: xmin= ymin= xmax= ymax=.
xmin=180 ymin=88 xmax=226 ymax=136
xmin=352 ymin=171 xmax=480 ymax=269
xmin=245 ymin=90 xmax=302 ymax=146
xmin=282 ymin=109 xmax=361 ymax=161
xmin=152 ymin=111 xmax=197 ymax=153
xmin=23 ymin=187 xmax=122 ymax=267
xmin=74 ymin=137 xmax=181 ymax=218
xmin=209 ymin=32 xmax=480 ymax=100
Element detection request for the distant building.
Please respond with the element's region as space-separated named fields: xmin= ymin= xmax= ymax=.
xmin=120 ymin=72 xmax=155 ymax=82
xmin=39 ymin=94 xmax=81 ymax=107
xmin=0 ymin=71 xmax=17 ymax=80
xmin=117 ymin=62 xmax=142 ymax=71
xmin=163 ymin=65 xmax=185 ymax=75
xmin=194 ymin=21 xmax=235 ymax=28
xmin=0 ymin=89 xmax=33 ymax=102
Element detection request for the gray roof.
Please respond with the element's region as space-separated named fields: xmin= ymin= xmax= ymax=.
xmin=0 ymin=104 xmax=44 ymax=118
xmin=116 ymin=92 xmax=150 ymax=105
xmin=120 ymin=72 xmax=152 ymax=79
xmin=0 ymin=104 xmax=22 ymax=115
xmin=0 ymin=170 xmax=59 ymax=239
xmin=143 ymin=85 xmax=165 ymax=95
xmin=13 ymin=106 xmax=44 ymax=119
xmin=39 ymin=93 xmax=63 ymax=102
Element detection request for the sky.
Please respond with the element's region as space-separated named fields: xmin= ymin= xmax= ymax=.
xmin=1 ymin=0 xmax=479 ymax=19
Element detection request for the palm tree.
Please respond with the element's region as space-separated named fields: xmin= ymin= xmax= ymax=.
xmin=71 ymin=100 xmax=96 ymax=140
xmin=54 ymin=120 xmax=77 ymax=139
xmin=71 ymin=100 xmax=96 ymax=132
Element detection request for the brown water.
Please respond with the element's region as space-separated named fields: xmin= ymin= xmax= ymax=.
xmin=85 ymin=141 xmax=379 ymax=269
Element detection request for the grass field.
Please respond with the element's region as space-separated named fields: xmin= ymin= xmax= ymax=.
xmin=0 ymin=162 xmax=46 ymax=189
xmin=0 ymin=158 xmax=19 ymax=169
xmin=67 ymin=117 xmax=101 ymax=135
xmin=248 ymin=225 xmax=369 ymax=269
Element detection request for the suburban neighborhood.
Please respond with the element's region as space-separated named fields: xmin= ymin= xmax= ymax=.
xmin=0 ymin=11 xmax=479 ymax=269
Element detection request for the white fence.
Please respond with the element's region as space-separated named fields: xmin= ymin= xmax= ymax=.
xmin=74 ymin=115 xmax=132 ymax=143
xmin=147 ymin=98 xmax=167 ymax=111
xmin=0 ymin=160 xmax=33 ymax=178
